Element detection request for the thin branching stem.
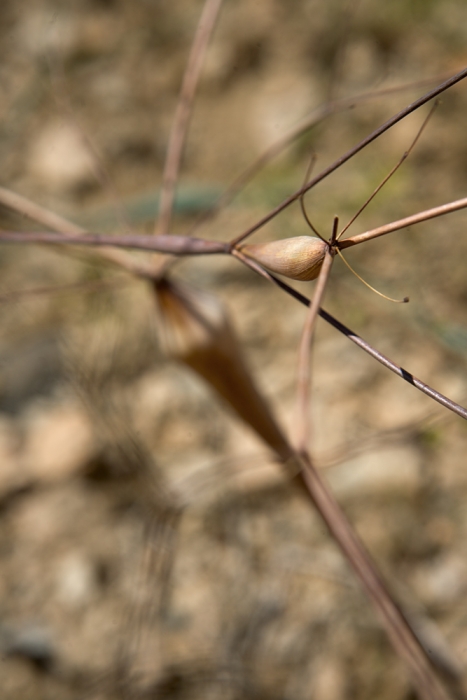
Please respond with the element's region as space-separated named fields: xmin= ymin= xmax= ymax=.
xmin=5 ymin=190 xmax=467 ymax=270
xmin=230 ymin=66 xmax=467 ymax=247
xmin=296 ymin=450 xmax=450 ymax=700
xmin=155 ymin=257 xmax=453 ymax=698
xmin=7 ymin=224 xmax=463 ymax=418
xmin=1 ymin=223 xmax=466 ymax=420
xmin=0 ymin=186 xmax=156 ymax=278
xmin=0 ymin=186 xmax=85 ymax=236
xmin=296 ymin=249 xmax=334 ymax=452
xmin=16 ymin=190 xmax=458 ymax=263
xmin=156 ymin=0 xmax=224 ymax=236
xmin=0 ymin=230 xmax=229 ymax=256
xmin=339 ymin=196 xmax=467 ymax=249
xmin=3 ymin=2 xmax=465 ymax=694
xmin=300 ymin=152 xmax=327 ymax=241
xmin=337 ymin=100 xmax=439 ymax=240
xmin=189 ymin=75 xmax=453 ymax=235
xmin=235 ymin=258 xmax=467 ymax=421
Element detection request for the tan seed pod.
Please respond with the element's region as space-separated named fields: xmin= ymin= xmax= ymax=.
xmin=239 ymin=235 xmax=327 ymax=281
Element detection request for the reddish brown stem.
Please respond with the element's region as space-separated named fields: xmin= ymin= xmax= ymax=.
xmin=156 ymin=0 xmax=224 ymax=236
xmin=337 ymin=100 xmax=438 ymax=240
xmin=296 ymin=451 xmax=450 ymax=700
xmin=296 ymin=249 xmax=334 ymax=451
xmin=239 ymin=263 xmax=467 ymax=421
xmin=0 ymin=229 xmax=229 ymax=257
xmin=1 ymin=227 xmax=466 ymax=420
xmin=190 ymin=75 xmax=452 ymax=235
xmin=0 ymin=186 xmax=155 ymax=277
xmin=339 ymin=196 xmax=467 ymax=249
xmin=230 ymin=66 xmax=467 ymax=247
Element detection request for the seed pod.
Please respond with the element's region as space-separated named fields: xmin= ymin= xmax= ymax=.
xmin=239 ymin=235 xmax=327 ymax=281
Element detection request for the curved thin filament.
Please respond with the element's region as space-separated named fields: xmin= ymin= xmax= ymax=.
xmin=336 ymin=248 xmax=409 ymax=303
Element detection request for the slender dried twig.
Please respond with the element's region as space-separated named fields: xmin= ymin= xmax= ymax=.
xmin=0 ymin=186 xmax=84 ymax=235
xmin=0 ymin=186 xmax=156 ymax=277
xmin=337 ymin=100 xmax=438 ymax=240
xmin=0 ymin=229 xmax=229 ymax=256
xmin=156 ymin=0 xmax=224 ymax=236
xmin=234 ymin=255 xmax=467 ymax=421
xmin=4 ymin=3 xmax=465 ymax=696
xmin=1 ymin=224 xmax=466 ymax=420
xmin=300 ymin=152 xmax=326 ymax=241
xmin=10 ymin=192 xmax=467 ymax=261
xmin=296 ymin=450 xmax=450 ymax=700
xmin=154 ymin=267 xmax=451 ymax=697
xmin=5 ymin=220 xmax=458 ymax=420
xmin=317 ymin=307 xmax=467 ymax=421
xmin=189 ymin=75 xmax=452 ymax=235
xmin=230 ymin=66 xmax=467 ymax=247
xmin=339 ymin=196 xmax=467 ymax=249
xmin=296 ymin=247 xmax=334 ymax=452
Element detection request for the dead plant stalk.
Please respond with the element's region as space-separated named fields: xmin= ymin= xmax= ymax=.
xmin=1 ymin=4 xmax=467 ymax=698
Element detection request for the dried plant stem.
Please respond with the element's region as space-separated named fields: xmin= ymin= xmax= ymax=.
xmin=190 ymin=76 xmax=452 ymax=234
xmin=5 ymin=190 xmax=467 ymax=260
xmin=296 ymin=451 xmax=450 ymax=700
xmin=0 ymin=230 xmax=229 ymax=256
xmin=339 ymin=196 xmax=467 ymax=249
xmin=231 ymin=66 xmax=467 ymax=247
xmin=238 ymin=262 xmax=467 ymax=421
xmin=154 ymin=272 xmax=452 ymax=697
xmin=296 ymin=248 xmax=334 ymax=451
xmin=156 ymin=0 xmax=224 ymax=236
xmin=0 ymin=186 xmax=156 ymax=278
xmin=1 ymin=222 xmax=466 ymax=419
xmin=0 ymin=186 xmax=83 ymax=235
xmin=1 ymin=226 xmax=466 ymax=420
xmin=337 ymin=100 xmax=438 ymax=240
xmin=318 ymin=305 xmax=467 ymax=419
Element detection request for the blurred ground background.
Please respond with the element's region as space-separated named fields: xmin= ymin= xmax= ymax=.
xmin=1 ymin=0 xmax=467 ymax=698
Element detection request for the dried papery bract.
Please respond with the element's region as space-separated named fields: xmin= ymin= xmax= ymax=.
xmin=154 ymin=277 xmax=293 ymax=463
xmin=238 ymin=235 xmax=327 ymax=281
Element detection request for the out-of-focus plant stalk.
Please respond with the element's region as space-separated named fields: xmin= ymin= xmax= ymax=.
xmin=154 ymin=277 xmax=293 ymax=463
